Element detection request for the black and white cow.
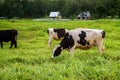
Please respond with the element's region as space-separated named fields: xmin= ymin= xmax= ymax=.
xmin=47 ymin=28 xmax=68 ymax=47
xmin=52 ymin=28 xmax=105 ymax=58
xmin=0 ymin=29 xmax=18 ymax=48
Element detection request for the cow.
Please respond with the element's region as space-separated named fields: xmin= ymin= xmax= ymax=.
xmin=0 ymin=29 xmax=18 ymax=48
xmin=47 ymin=28 xmax=68 ymax=47
xmin=52 ymin=28 xmax=105 ymax=58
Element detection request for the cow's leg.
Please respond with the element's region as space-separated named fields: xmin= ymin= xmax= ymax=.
xmin=69 ymin=46 xmax=75 ymax=55
xmin=14 ymin=40 xmax=17 ymax=48
xmin=10 ymin=40 xmax=17 ymax=48
xmin=48 ymin=37 xmax=53 ymax=47
xmin=96 ymin=39 xmax=104 ymax=53
xmin=15 ymin=35 xmax=17 ymax=48
xmin=101 ymin=39 xmax=105 ymax=52
xmin=10 ymin=41 xmax=14 ymax=48
xmin=0 ymin=41 xmax=3 ymax=48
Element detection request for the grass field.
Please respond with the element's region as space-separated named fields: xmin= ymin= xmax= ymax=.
xmin=0 ymin=19 xmax=120 ymax=80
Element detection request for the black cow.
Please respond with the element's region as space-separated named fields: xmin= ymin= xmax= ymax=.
xmin=0 ymin=29 xmax=18 ymax=48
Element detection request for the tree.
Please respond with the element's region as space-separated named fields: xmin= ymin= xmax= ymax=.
xmin=0 ymin=0 xmax=119 ymax=19
xmin=109 ymin=0 xmax=120 ymax=18
xmin=95 ymin=5 xmax=107 ymax=18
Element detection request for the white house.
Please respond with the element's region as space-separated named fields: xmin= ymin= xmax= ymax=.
xmin=49 ymin=12 xmax=61 ymax=19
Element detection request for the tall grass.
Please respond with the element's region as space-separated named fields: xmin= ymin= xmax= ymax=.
xmin=0 ymin=19 xmax=120 ymax=80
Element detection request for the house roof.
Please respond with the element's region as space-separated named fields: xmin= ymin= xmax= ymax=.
xmin=49 ymin=12 xmax=61 ymax=17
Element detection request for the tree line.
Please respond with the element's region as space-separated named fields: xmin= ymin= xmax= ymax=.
xmin=0 ymin=0 xmax=120 ymax=19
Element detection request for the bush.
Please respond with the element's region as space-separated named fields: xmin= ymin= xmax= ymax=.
xmin=114 ymin=15 xmax=119 ymax=19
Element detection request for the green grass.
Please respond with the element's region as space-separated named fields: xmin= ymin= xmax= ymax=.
xmin=0 ymin=19 xmax=120 ymax=80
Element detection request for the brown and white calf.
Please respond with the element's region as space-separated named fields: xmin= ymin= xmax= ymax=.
xmin=52 ymin=28 xmax=105 ymax=58
xmin=0 ymin=29 xmax=18 ymax=48
xmin=47 ymin=28 xmax=68 ymax=47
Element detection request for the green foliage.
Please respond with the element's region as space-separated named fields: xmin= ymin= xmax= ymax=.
xmin=0 ymin=19 xmax=120 ymax=80
xmin=0 ymin=0 xmax=120 ymax=19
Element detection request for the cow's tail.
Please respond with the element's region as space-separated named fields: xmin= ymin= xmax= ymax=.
xmin=102 ymin=31 xmax=105 ymax=38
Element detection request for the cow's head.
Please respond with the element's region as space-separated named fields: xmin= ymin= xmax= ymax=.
xmin=51 ymin=33 xmax=74 ymax=58
xmin=52 ymin=45 xmax=63 ymax=58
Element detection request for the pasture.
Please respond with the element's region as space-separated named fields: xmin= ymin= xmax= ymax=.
xmin=0 ymin=19 xmax=120 ymax=80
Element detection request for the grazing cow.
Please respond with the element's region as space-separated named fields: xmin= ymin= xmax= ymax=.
xmin=47 ymin=28 xmax=68 ymax=47
xmin=52 ymin=28 xmax=105 ymax=58
xmin=0 ymin=29 xmax=18 ymax=48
